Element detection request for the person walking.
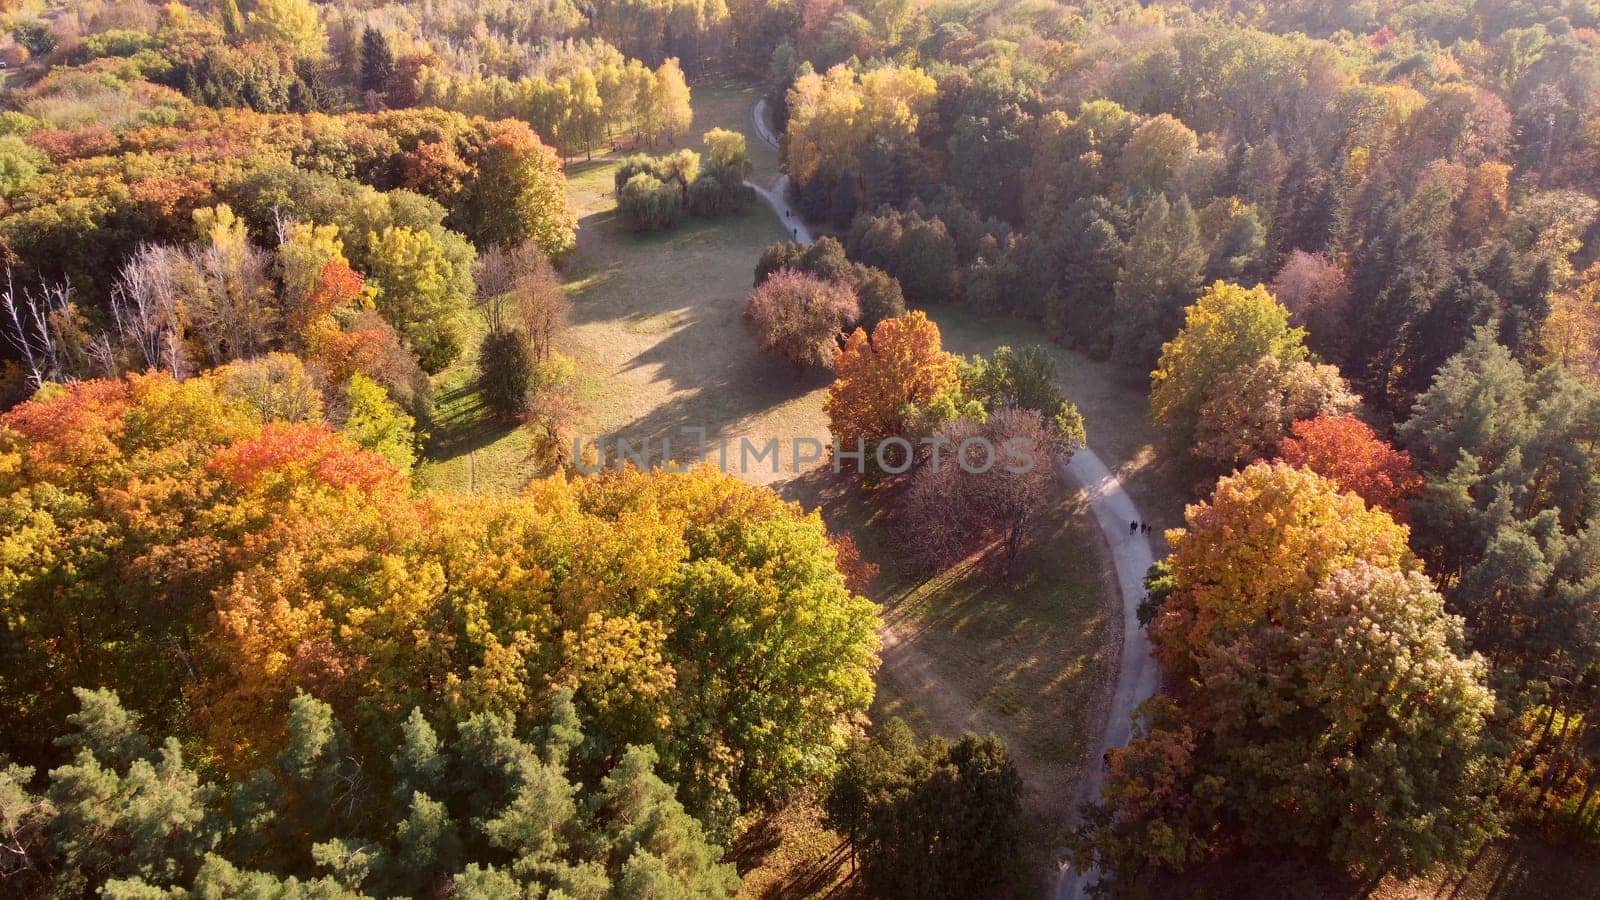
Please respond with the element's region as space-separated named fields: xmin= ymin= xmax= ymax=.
xmin=1129 ymin=521 xmax=1138 ymax=534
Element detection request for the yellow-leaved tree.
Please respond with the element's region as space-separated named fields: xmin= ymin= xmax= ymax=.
xmin=1153 ymin=461 xmax=1415 ymax=676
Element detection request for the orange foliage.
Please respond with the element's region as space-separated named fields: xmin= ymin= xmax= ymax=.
xmin=206 ymin=422 xmax=405 ymax=496
xmin=1276 ymin=415 xmax=1422 ymax=519
xmin=830 ymin=532 xmax=879 ymax=595
xmin=1154 ymin=461 xmax=1415 ymax=677
xmin=824 ymin=311 xmax=961 ymax=450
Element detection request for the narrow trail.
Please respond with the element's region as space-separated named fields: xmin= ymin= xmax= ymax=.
xmin=748 ymin=99 xmax=812 ymax=243
xmin=743 ymin=95 xmax=1162 ymax=898
xmin=1053 ymin=450 xmax=1160 ymax=900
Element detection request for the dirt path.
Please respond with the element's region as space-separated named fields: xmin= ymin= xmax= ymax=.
xmin=1053 ymin=449 xmax=1160 ymax=900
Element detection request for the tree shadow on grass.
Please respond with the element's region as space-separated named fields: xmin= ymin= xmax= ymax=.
xmin=581 ymin=296 xmax=831 ymax=469
xmin=422 ymin=379 xmax=518 ymax=461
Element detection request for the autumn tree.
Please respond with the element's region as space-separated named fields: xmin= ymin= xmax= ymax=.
xmin=1117 ymin=114 xmax=1198 ymax=193
xmin=0 ymin=376 xmax=881 ymax=827
xmin=1152 ymin=461 xmax=1415 ymax=677
xmin=902 ymin=407 xmax=1064 ymax=573
xmin=1191 ymin=354 xmax=1358 ymax=468
xmin=1078 ymin=564 xmax=1501 ymax=887
xmin=247 ymin=0 xmax=327 ymax=59
xmin=754 ymin=237 xmax=906 ymax=331
xmin=824 ymin=310 xmax=961 ymax=455
xmin=1276 ymin=415 xmax=1421 ymax=519
xmin=1269 ymin=250 xmax=1350 ymax=359
xmin=743 ymin=269 xmax=861 ymax=370
xmin=452 ymin=122 xmax=576 ymax=256
xmin=785 ymin=64 xmax=937 ymax=222
xmin=1152 ymin=281 xmax=1355 ymax=467
xmin=365 ymin=225 xmax=474 ymax=371
xmin=647 ymin=58 xmax=694 ymax=144
xmin=475 ymin=240 xmax=568 ymax=361
xmin=339 ymin=373 xmax=416 ymax=472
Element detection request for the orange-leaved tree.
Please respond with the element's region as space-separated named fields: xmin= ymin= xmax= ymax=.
xmin=823 ymin=310 xmax=960 ymax=453
xmin=1 ymin=373 xmax=881 ymax=820
xmin=1276 ymin=414 xmax=1422 ymax=519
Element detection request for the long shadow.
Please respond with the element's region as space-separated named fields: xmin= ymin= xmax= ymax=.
xmin=564 ymin=205 xmax=777 ymax=328
xmin=588 ymin=349 xmax=829 ymax=473
xmin=423 ymin=381 xmax=518 ymax=460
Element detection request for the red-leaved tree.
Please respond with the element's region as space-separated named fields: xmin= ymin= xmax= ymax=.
xmin=1276 ymin=414 xmax=1422 ymax=520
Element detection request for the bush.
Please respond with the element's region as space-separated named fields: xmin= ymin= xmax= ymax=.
xmin=613 ymin=149 xmax=697 ymax=193
xmin=12 ymin=21 xmax=56 ymax=58
xmin=754 ymin=237 xmax=905 ymax=331
xmin=477 ymin=327 xmax=534 ymax=418
xmin=744 ymin=270 xmax=860 ymax=369
xmin=686 ymin=164 xmax=754 ymax=218
xmin=618 ymin=172 xmax=684 ymax=232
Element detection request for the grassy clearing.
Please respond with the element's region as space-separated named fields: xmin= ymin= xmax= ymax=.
xmin=767 ymin=465 xmax=1118 ymax=895
xmin=414 ymin=80 xmax=808 ymax=494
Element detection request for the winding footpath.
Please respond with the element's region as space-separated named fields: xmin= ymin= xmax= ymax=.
xmin=1053 ymin=450 xmax=1160 ymax=900
xmin=746 ymin=97 xmax=1161 ymax=898
xmin=749 ymin=99 xmax=813 ymax=243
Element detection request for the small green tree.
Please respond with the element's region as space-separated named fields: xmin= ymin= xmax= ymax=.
xmin=478 ymin=328 xmax=534 ymax=419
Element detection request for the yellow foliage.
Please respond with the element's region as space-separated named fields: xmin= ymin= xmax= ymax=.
xmin=1155 ymin=461 xmax=1416 ymax=676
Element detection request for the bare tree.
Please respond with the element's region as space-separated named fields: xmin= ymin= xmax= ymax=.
xmin=110 ymin=244 xmax=188 ymax=377
xmin=188 ymin=237 xmax=276 ymax=365
xmin=1 ymin=271 xmax=78 ymax=389
xmin=475 ymin=240 xmax=568 ymax=360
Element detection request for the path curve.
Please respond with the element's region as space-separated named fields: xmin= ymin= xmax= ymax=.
xmin=744 ymin=94 xmax=1160 ymax=897
xmin=1053 ymin=449 xmax=1160 ymax=899
xmin=748 ymin=99 xmax=812 ymax=243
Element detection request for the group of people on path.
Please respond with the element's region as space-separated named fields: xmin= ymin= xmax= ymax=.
xmin=1128 ymin=520 xmax=1152 ymax=535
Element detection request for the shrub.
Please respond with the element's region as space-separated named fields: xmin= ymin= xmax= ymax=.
xmin=686 ymin=164 xmax=754 ymax=218
xmin=744 ymin=270 xmax=860 ymax=370
xmin=617 ymin=172 xmax=684 ymax=232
